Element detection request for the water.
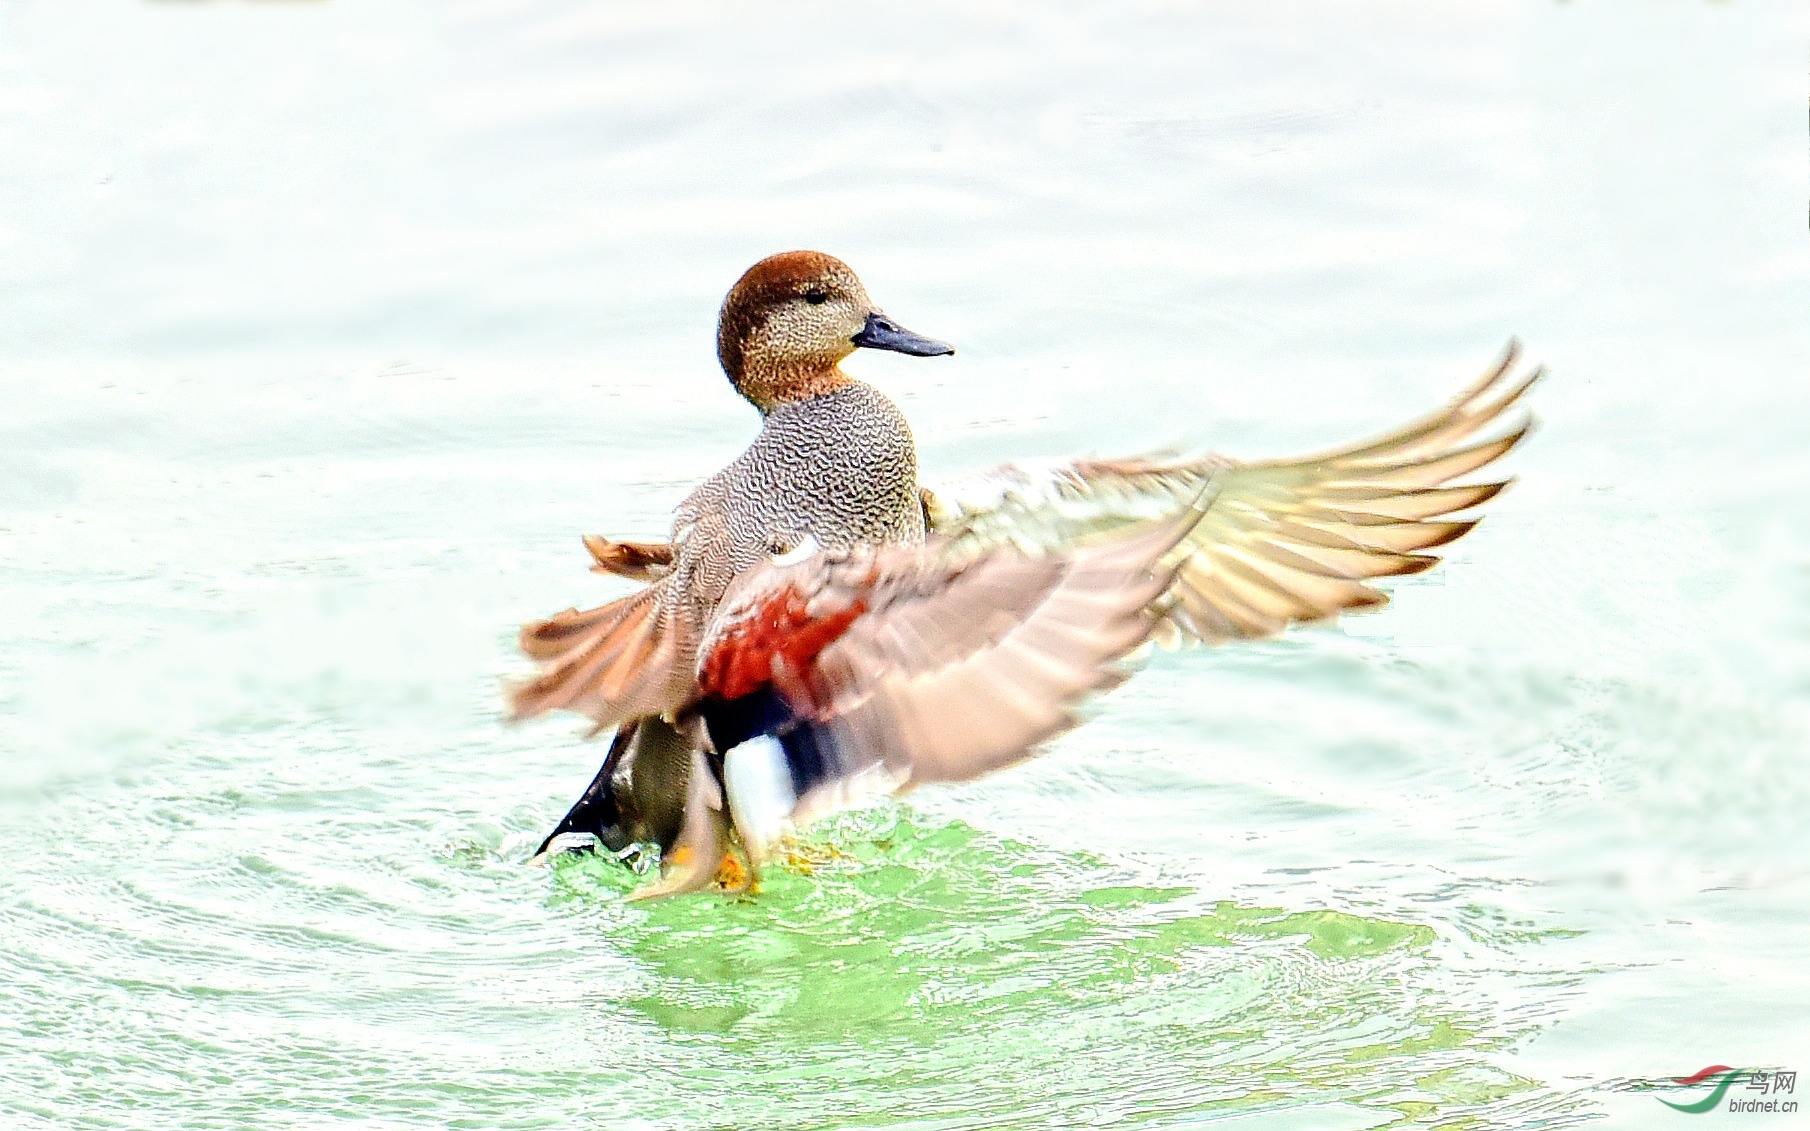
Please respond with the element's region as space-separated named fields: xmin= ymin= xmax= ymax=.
xmin=3 ymin=2 xmax=1807 ymax=1128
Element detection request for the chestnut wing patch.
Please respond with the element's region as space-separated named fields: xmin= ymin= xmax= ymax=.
xmin=692 ymin=506 xmax=1203 ymax=848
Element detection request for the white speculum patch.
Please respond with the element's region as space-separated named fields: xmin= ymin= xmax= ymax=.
xmin=770 ymin=533 xmax=821 ymax=566
xmin=723 ymin=735 xmax=797 ymax=862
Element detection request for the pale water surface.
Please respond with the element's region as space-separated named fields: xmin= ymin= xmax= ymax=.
xmin=2 ymin=2 xmax=1808 ymax=1128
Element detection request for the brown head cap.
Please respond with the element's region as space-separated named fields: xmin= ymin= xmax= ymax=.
xmin=716 ymin=251 xmax=952 ymax=411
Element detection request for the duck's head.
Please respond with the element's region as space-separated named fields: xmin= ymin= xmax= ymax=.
xmin=717 ymin=250 xmax=953 ymax=411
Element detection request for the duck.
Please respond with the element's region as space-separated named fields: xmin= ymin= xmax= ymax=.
xmin=509 ymin=250 xmax=1540 ymax=899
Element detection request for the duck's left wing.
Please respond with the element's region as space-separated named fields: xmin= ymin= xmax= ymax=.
xmin=582 ymin=534 xmax=674 ymax=582
xmin=926 ymin=341 xmax=1540 ymax=645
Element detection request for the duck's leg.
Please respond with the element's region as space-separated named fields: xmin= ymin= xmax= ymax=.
xmin=630 ymin=748 xmax=735 ymax=901
xmin=712 ymin=848 xmax=757 ymax=894
xmin=779 ymin=840 xmax=852 ymax=875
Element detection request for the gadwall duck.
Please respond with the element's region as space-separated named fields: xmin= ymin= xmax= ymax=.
xmin=510 ymin=250 xmax=1539 ymax=898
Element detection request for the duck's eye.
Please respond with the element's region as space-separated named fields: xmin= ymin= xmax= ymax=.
xmin=803 ymin=290 xmax=829 ymax=305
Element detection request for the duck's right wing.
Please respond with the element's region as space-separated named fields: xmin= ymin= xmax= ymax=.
xmin=926 ymin=341 xmax=1540 ymax=645
xmin=814 ymin=507 xmax=1199 ymax=786
xmin=692 ymin=505 xmax=1202 ymax=860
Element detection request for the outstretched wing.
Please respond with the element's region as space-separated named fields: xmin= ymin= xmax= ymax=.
xmin=925 ymin=341 xmax=1540 ymax=645
xmin=692 ymin=506 xmax=1200 ymax=858
xmin=583 ymin=535 xmax=674 ymax=582
xmin=510 ymin=577 xmax=698 ymax=731
xmin=816 ymin=507 xmax=1196 ymax=785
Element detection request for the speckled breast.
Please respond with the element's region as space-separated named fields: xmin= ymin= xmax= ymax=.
xmin=672 ymin=382 xmax=925 ymax=607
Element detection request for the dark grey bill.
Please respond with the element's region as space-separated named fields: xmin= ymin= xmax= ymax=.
xmin=851 ymin=311 xmax=955 ymax=356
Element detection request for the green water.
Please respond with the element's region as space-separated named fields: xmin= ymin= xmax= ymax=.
xmin=3 ymin=2 xmax=1807 ymax=1128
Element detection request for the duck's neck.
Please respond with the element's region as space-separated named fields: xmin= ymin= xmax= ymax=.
xmin=741 ymin=363 xmax=855 ymax=414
